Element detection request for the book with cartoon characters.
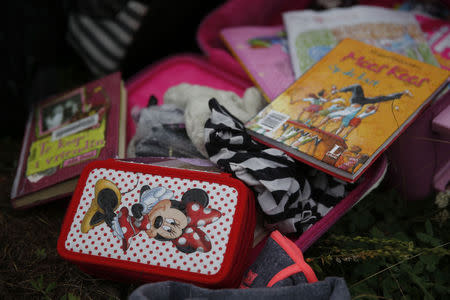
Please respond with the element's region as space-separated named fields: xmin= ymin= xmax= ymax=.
xmin=220 ymin=25 xmax=295 ymax=101
xmin=246 ymin=39 xmax=449 ymax=182
xmin=11 ymin=72 xmax=127 ymax=209
xmin=283 ymin=5 xmax=440 ymax=79
xmin=414 ymin=13 xmax=450 ymax=71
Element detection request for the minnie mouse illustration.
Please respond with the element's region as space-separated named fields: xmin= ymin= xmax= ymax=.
xmin=81 ymin=179 xmax=222 ymax=254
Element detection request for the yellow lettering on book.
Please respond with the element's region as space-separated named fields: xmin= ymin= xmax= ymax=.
xmin=26 ymin=119 xmax=106 ymax=176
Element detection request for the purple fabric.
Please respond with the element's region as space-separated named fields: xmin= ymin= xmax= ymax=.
xmin=386 ymin=90 xmax=450 ymax=200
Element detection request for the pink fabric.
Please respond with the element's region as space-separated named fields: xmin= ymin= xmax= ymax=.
xmin=197 ymin=0 xmax=312 ymax=81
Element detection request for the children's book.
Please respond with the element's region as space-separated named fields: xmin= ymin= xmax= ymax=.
xmin=11 ymin=72 xmax=127 ymax=209
xmin=414 ymin=14 xmax=450 ymax=71
xmin=283 ymin=5 xmax=440 ymax=79
xmin=220 ymin=26 xmax=295 ymax=101
xmin=246 ymin=39 xmax=449 ymax=183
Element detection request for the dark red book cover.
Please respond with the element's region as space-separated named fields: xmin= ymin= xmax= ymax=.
xmin=11 ymin=72 xmax=126 ymax=209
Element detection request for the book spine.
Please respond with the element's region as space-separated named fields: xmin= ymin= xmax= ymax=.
xmin=11 ymin=108 xmax=34 ymax=199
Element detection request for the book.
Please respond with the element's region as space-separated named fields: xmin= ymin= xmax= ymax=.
xmin=11 ymin=72 xmax=127 ymax=209
xmin=220 ymin=26 xmax=295 ymax=101
xmin=414 ymin=14 xmax=450 ymax=71
xmin=283 ymin=5 xmax=440 ymax=79
xmin=246 ymin=39 xmax=449 ymax=183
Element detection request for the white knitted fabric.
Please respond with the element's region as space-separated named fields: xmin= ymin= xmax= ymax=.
xmin=164 ymin=84 xmax=267 ymax=157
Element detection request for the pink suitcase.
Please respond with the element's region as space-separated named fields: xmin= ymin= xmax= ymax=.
xmin=125 ymin=54 xmax=388 ymax=252
xmin=197 ymin=0 xmax=450 ymax=201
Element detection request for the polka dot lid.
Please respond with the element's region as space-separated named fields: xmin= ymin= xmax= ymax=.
xmin=58 ymin=159 xmax=255 ymax=284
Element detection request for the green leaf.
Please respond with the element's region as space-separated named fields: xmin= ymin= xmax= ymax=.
xmin=369 ymin=226 xmax=384 ymax=238
xmin=434 ymin=284 xmax=450 ymax=295
xmin=424 ymin=220 xmax=434 ymax=236
xmin=30 ymin=280 xmax=39 ymax=291
xmin=353 ymin=262 xmax=379 ymax=277
xmin=416 ymin=232 xmax=441 ymax=247
xmin=310 ymin=261 xmax=323 ymax=276
xmin=419 ymin=254 xmax=440 ymax=272
xmin=408 ymin=271 xmax=434 ymax=300
xmin=68 ymin=293 xmax=81 ymax=300
xmin=413 ymin=261 xmax=424 ymax=274
xmin=45 ymin=282 xmax=56 ymax=293
xmin=350 ymin=282 xmax=376 ymax=298
xmin=31 ymin=275 xmax=44 ymax=291
xmin=381 ymin=277 xmax=395 ymax=298
xmin=392 ymin=232 xmax=410 ymax=242
xmin=425 ymin=262 xmax=436 ymax=272
xmin=400 ymin=263 xmax=413 ymax=273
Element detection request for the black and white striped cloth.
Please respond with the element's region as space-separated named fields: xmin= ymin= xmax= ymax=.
xmin=204 ymin=98 xmax=352 ymax=234
xmin=67 ymin=1 xmax=149 ymax=76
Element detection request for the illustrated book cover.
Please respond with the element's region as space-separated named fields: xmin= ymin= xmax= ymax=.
xmin=283 ymin=5 xmax=440 ymax=79
xmin=414 ymin=13 xmax=450 ymax=71
xmin=220 ymin=25 xmax=295 ymax=101
xmin=11 ymin=72 xmax=127 ymax=209
xmin=246 ymin=39 xmax=449 ymax=182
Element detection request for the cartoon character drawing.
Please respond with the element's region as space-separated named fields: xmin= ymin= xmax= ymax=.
xmin=81 ymin=179 xmax=222 ymax=254
xmin=378 ymin=32 xmax=427 ymax=63
xmin=318 ymin=103 xmax=363 ymax=132
xmin=247 ymin=31 xmax=288 ymax=52
xmin=339 ymin=84 xmax=412 ymax=106
xmin=296 ymin=89 xmax=329 ymax=122
xmin=318 ymin=84 xmax=412 ymax=132
xmin=336 ymin=145 xmax=369 ymax=173
xmin=341 ymin=104 xmax=378 ymax=139
xmin=309 ymin=99 xmax=346 ymax=127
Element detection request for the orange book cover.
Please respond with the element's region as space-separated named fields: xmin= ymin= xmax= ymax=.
xmin=246 ymin=39 xmax=449 ymax=182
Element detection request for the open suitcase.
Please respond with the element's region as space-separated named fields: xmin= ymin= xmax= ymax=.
xmin=59 ymin=0 xmax=450 ymax=288
xmin=196 ymin=0 xmax=450 ymax=201
xmin=58 ymin=53 xmax=388 ymax=288
xmin=124 ymin=54 xmax=388 ymax=253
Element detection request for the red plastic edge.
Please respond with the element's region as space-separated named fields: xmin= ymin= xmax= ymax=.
xmin=57 ymin=159 xmax=255 ymax=287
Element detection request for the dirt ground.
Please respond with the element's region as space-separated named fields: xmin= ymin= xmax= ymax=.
xmin=0 ymin=137 xmax=139 ymax=299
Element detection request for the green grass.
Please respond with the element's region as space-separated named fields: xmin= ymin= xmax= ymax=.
xmin=306 ymin=188 xmax=450 ymax=299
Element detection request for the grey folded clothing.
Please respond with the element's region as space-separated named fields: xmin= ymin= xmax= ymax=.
xmin=128 ymin=230 xmax=351 ymax=300
xmin=128 ymin=277 xmax=350 ymax=300
xmin=129 ymin=102 xmax=203 ymax=158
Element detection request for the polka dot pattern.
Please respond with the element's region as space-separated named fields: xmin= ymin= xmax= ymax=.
xmin=64 ymin=168 xmax=239 ymax=275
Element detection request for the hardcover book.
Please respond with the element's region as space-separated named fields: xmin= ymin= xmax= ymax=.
xmin=246 ymin=39 xmax=449 ymax=182
xmin=220 ymin=26 xmax=295 ymax=101
xmin=414 ymin=14 xmax=450 ymax=71
xmin=283 ymin=5 xmax=440 ymax=79
xmin=11 ymin=72 xmax=127 ymax=209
